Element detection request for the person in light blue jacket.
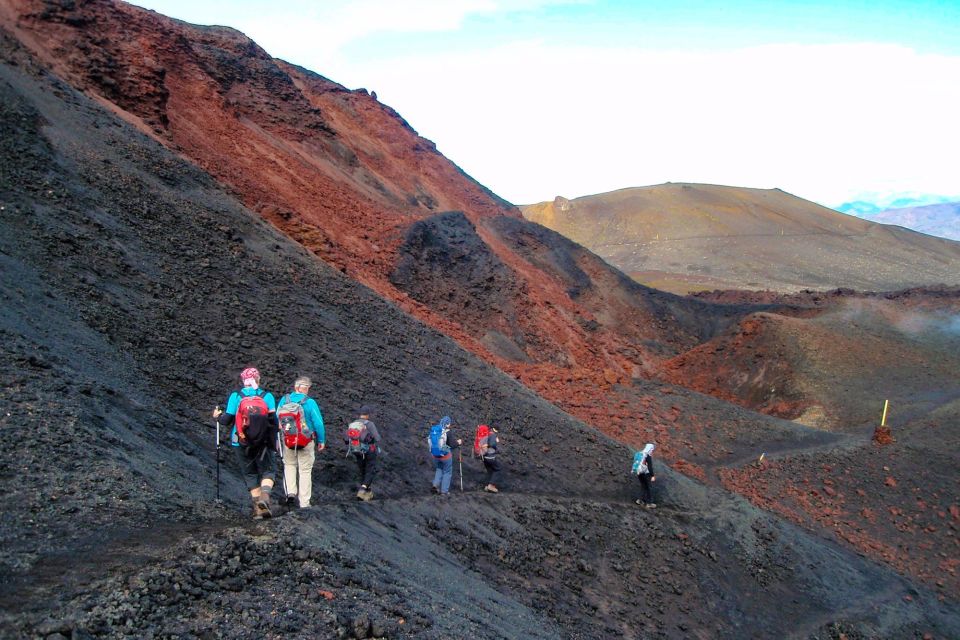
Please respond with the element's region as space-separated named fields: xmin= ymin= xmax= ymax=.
xmin=276 ymin=376 xmax=325 ymax=509
xmin=213 ymin=367 xmax=278 ymax=518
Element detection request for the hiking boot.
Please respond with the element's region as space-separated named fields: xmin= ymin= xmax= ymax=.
xmin=256 ymin=493 xmax=273 ymax=518
xmin=484 ymin=484 xmax=499 ymax=493
xmin=431 ymin=485 xmax=440 ymax=494
xmin=648 ymin=503 xmax=657 ymax=509
xmin=251 ymin=497 xmax=267 ymax=520
xmin=360 ymin=489 xmax=374 ymax=502
xmin=284 ymin=495 xmax=297 ymax=506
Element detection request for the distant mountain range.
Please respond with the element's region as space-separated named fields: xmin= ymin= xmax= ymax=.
xmin=835 ymin=192 xmax=959 ymax=216
xmin=522 ymin=183 xmax=960 ymax=294
xmin=856 ymin=202 xmax=960 ymax=241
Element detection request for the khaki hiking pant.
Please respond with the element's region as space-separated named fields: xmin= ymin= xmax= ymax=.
xmin=281 ymin=443 xmax=316 ymax=507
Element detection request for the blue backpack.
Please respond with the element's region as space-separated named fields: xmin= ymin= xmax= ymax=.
xmin=428 ymin=422 xmax=450 ymax=457
xmin=631 ymin=451 xmax=649 ymax=475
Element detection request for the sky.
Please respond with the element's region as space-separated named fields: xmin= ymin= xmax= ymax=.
xmin=132 ymin=0 xmax=960 ymax=208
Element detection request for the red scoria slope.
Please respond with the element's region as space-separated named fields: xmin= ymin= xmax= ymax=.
xmin=662 ymin=287 xmax=960 ymax=430
xmin=0 ymin=0 xmax=752 ymax=450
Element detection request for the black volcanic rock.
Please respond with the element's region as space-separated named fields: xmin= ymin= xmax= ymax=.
xmin=391 ymin=211 xmax=527 ymax=358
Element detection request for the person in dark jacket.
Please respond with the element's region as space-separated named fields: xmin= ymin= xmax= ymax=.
xmin=344 ymin=405 xmax=381 ymax=501
xmin=478 ymin=425 xmax=501 ymax=493
xmin=634 ymin=443 xmax=657 ymax=508
xmin=429 ymin=416 xmax=462 ymax=496
xmin=212 ymin=367 xmax=279 ymax=519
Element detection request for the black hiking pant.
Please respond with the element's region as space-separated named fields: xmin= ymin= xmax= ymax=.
xmin=353 ymin=451 xmax=377 ymax=488
xmin=637 ymin=473 xmax=654 ymax=504
xmin=235 ymin=444 xmax=277 ymax=490
xmin=483 ymin=457 xmax=501 ymax=486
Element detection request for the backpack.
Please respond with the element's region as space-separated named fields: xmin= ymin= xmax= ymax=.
xmin=278 ymin=395 xmax=312 ymax=449
xmin=236 ymin=389 xmax=271 ymax=448
xmin=345 ymin=420 xmax=371 ymax=455
xmin=428 ymin=423 xmax=450 ymax=458
xmin=631 ymin=451 xmax=649 ymax=475
xmin=474 ymin=424 xmax=491 ymax=457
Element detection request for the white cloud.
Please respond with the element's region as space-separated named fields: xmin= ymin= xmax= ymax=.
xmin=133 ymin=1 xmax=960 ymax=206
xmin=322 ymin=41 xmax=960 ymax=204
xmin=228 ymin=1 xmax=496 ymax=65
xmin=204 ymin=0 xmax=585 ymax=74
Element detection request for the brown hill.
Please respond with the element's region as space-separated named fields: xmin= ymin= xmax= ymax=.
xmin=522 ymin=184 xmax=960 ymax=294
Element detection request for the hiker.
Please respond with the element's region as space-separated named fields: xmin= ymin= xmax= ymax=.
xmin=344 ymin=405 xmax=381 ymax=501
xmin=428 ymin=416 xmax=462 ymax=495
xmin=212 ymin=367 xmax=279 ymax=519
xmin=277 ymin=376 xmax=325 ymax=509
xmin=474 ymin=424 xmax=501 ymax=493
xmin=632 ymin=443 xmax=657 ymax=508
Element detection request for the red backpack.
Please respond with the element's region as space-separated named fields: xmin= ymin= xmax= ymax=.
xmin=278 ymin=396 xmax=311 ymax=449
xmin=236 ymin=390 xmax=270 ymax=448
xmin=474 ymin=424 xmax=491 ymax=457
xmin=345 ymin=420 xmax=372 ymax=455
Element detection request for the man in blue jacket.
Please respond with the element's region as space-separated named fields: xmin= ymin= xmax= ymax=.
xmin=277 ymin=376 xmax=325 ymax=509
xmin=429 ymin=416 xmax=462 ymax=496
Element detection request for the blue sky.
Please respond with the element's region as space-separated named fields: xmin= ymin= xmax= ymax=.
xmin=133 ymin=0 xmax=960 ymax=207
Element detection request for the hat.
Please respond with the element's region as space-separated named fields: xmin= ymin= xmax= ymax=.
xmin=358 ymin=405 xmax=373 ymax=417
xmin=240 ymin=367 xmax=260 ymax=381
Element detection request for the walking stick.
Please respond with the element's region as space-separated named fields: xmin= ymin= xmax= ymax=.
xmin=458 ymin=448 xmax=464 ymax=492
xmin=214 ymin=407 xmax=222 ymax=504
xmin=276 ymin=431 xmax=290 ymax=501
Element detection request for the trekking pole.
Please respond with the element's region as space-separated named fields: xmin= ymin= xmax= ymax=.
xmin=458 ymin=448 xmax=464 ymax=492
xmin=276 ymin=431 xmax=289 ymax=501
xmin=214 ymin=406 xmax=222 ymax=504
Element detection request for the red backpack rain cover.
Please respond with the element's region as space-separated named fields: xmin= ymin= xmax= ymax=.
xmin=474 ymin=424 xmax=491 ymax=457
xmin=236 ymin=390 xmax=270 ymax=447
xmin=278 ymin=396 xmax=311 ymax=449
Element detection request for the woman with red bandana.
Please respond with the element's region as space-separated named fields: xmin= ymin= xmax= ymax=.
xmin=213 ymin=367 xmax=278 ymax=518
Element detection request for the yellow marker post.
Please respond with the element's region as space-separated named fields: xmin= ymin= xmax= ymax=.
xmin=758 ymin=452 xmax=765 ymax=465
xmin=873 ymin=399 xmax=894 ymax=445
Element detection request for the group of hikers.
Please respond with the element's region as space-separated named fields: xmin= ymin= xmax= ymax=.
xmin=211 ymin=368 xmax=504 ymax=519
xmin=213 ymin=368 xmax=658 ymax=519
